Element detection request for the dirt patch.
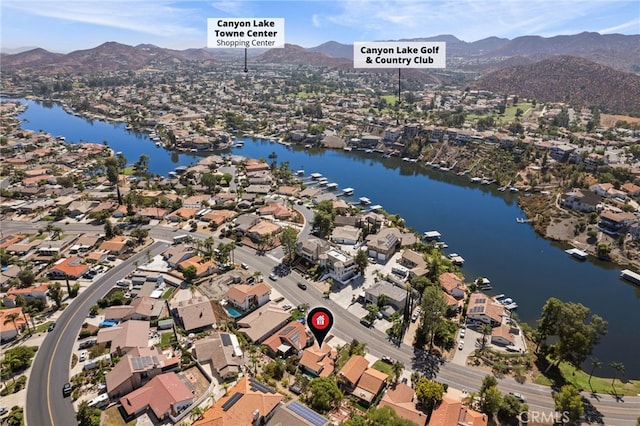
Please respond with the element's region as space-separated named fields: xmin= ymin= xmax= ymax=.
xmin=179 ymin=365 xmax=211 ymax=400
xmin=600 ymin=113 xmax=640 ymax=128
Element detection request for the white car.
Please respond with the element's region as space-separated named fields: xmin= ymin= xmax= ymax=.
xmin=269 ymin=273 xmax=278 ymax=281
xmin=282 ymin=304 xmax=292 ymax=311
xmin=79 ymin=350 xmax=88 ymax=362
xmin=459 ymin=329 xmax=466 ymax=338
xmin=458 ymin=341 xmax=464 ymax=350
xmin=508 ymin=392 xmax=525 ymax=402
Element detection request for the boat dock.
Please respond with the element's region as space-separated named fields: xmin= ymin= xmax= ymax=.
xmin=565 ymin=248 xmax=587 ymax=260
xmin=620 ymin=269 xmax=640 ymax=286
xmin=448 ymin=253 xmax=465 ymax=265
xmin=424 ymin=231 xmax=442 ymax=240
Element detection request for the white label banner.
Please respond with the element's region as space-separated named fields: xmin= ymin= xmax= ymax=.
xmin=354 ymin=41 xmax=446 ymax=68
xmin=208 ymin=18 xmax=285 ymax=49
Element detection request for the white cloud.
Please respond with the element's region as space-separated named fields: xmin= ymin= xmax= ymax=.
xmin=210 ymin=1 xmax=251 ymax=16
xmin=312 ymin=13 xmax=322 ymax=28
xmin=2 ymin=0 xmax=200 ymax=38
xmin=598 ymin=18 xmax=640 ymax=34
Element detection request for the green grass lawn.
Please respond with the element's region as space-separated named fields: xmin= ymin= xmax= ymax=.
xmin=534 ymin=359 xmax=640 ymax=396
xmin=102 ymin=405 xmax=136 ymax=426
xmin=371 ymin=360 xmax=394 ymax=380
xmin=161 ymin=287 xmax=175 ymax=300
xmin=381 ymin=95 xmax=399 ymax=106
xmin=160 ymin=332 xmax=174 ymax=348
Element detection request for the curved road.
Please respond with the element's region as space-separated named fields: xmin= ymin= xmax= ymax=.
xmin=3 ymin=220 xmax=635 ymax=425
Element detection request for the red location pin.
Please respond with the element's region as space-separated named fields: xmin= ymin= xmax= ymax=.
xmin=307 ymin=307 xmax=334 ymax=348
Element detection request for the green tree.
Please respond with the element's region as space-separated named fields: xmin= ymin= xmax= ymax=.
xmin=480 ymin=386 xmax=503 ymax=415
xmin=130 ymin=227 xmax=148 ymax=245
xmin=610 ymin=361 xmax=625 ymax=394
xmin=17 ymin=268 xmax=35 ymax=288
xmin=104 ymin=156 xmax=123 ymax=205
xmin=280 ymin=226 xmax=298 ymax=264
xmin=306 ymin=377 xmax=342 ymax=413
xmin=312 ymin=210 xmax=333 ymax=237
xmin=553 ymin=384 xmax=584 ymax=423
xmin=344 ymin=406 xmax=418 ymax=426
xmin=588 ymin=357 xmax=602 ymax=391
xmin=499 ymin=394 xmax=528 ymax=420
xmin=181 ymin=265 xmax=198 ymax=283
xmin=354 ymin=249 xmax=369 ymax=275
xmin=391 ymin=360 xmax=404 ymax=384
xmin=48 ymin=282 xmax=64 ymax=309
xmin=478 ymin=323 xmax=492 ymax=351
xmin=416 ymin=286 xmax=448 ymax=349
xmin=6 ymin=406 xmax=25 ymax=426
xmin=415 ymin=377 xmax=444 ymax=409
xmin=76 ymin=400 xmax=101 ymax=426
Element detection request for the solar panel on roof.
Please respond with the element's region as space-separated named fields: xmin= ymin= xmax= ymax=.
xmin=221 ymin=392 xmax=243 ymax=411
xmin=287 ymin=401 xmax=327 ymax=426
xmin=221 ymin=333 xmax=232 ymax=346
xmin=249 ymin=378 xmax=276 ymax=394
xmin=280 ymin=325 xmax=295 ymax=335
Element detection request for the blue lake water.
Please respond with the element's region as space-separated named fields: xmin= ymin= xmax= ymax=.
xmin=12 ymin=98 xmax=640 ymax=378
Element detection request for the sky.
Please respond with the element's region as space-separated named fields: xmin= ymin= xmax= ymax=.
xmin=1 ymin=0 xmax=639 ymax=53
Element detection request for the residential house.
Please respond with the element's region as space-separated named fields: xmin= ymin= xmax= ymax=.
xmin=266 ymin=401 xmax=329 ymax=426
xmin=621 ymin=182 xmax=640 ymax=198
xmin=177 ymin=256 xmax=217 ymax=279
xmin=262 ymin=321 xmax=311 ymax=357
xmin=69 ymin=234 xmax=102 ymax=254
xmin=399 ymin=250 xmax=428 ymax=278
xmin=234 ymin=213 xmax=261 ymax=235
xmin=599 ymin=210 xmax=636 ymax=234
xmin=99 ymin=236 xmax=130 ymax=256
xmin=0 ymin=264 xmax=22 ymax=291
xmin=0 ymin=307 xmax=31 ymax=342
xmin=103 ymin=296 xmax=164 ymax=322
xmin=4 ymin=284 xmax=49 ymax=307
xmin=225 ymin=283 xmax=272 ymax=312
xmin=106 ymin=347 xmax=180 ymax=398
xmin=378 ymin=383 xmax=427 ymax=426
xmin=298 ymin=342 xmax=336 ymax=378
xmin=192 ymin=376 xmax=283 ymax=426
xmin=297 ymin=237 xmax=331 ymax=263
xmin=438 ymin=272 xmax=466 ymax=300
xmin=319 ymin=249 xmax=357 ymax=283
xmin=193 ymin=332 xmax=244 ymax=381
xmin=97 ymin=320 xmax=150 ymax=356
xmin=330 ymin=225 xmax=362 ymax=245
xmin=429 ymin=395 xmax=488 ymax=426
xmin=162 ymin=244 xmax=196 ymax=268
xmin=560 ymin=189 xmax=601 ymax=213
xmin=171 ymin=296 xmax=217 ymax=332
xmin=338 ymin=355 xmax=388 ymax=406
xmin=47 ymin=256 xmax=90 ymax=279
xmin=466 ymin=293 xmax=506 ymax=327
xmin=258 ymin=203 xmax=293 ymax=220
xmin=236 ymin=304 xmax=291 ymax=344
xmin=490 ymin=324 xmax=516 ymax=346
xmin=366 ymin=228 xmax=400 ymax=262
xmin=201 ymin=209 xmax=235 ymax=227
xmin=119 ymin=372 xmax=194 ymax=421
xmin=247 ymin=220 xmax=281 ymax=242
xmin=364 ymin=280 xmax=407 ymax=312
xmin=36 ymin=236 xmax=75 ymax=257
xmin=66 ymin=200 xmax=97 ymax=218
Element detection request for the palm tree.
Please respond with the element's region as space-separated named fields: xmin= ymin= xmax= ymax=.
xmin=610 ymin=362 xmax=625 ymax=395
xmin=3 ymin=312 xmax=21 ymax=338
xmin=588 ymin=357 xmax=602 ymax=391
xmin=190 ymin=406 xmax=204 ymax=422
xmin=391 ymin=361 xmax=404 ymax=384
xmin=479 ymin=324 xmax=492 ymax=350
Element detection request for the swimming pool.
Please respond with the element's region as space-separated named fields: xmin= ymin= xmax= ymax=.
xmin=225 ymin=306 xmax=243 ymax=318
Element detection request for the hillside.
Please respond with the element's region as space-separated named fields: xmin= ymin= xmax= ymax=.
xmin=474 ymin=56 xmax=640 ymax=116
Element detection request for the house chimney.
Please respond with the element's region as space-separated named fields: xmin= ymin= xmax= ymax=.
xmin=252 ymin=409 xmax=260 ymax=421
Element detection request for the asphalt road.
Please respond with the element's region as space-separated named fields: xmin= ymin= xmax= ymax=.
xmin=25 ymin=241 xmax=168 ymax=426
xmin=8 ymin=220 xmax=638 ymax=426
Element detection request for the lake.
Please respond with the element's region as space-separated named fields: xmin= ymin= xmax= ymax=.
xmin=13 ymin=98 xmax=640 ymax=378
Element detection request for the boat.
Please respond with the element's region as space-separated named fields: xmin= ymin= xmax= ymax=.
xmin=470 ymin=177 xmax=482 ymax=183
xmin=304 ymin=144 xmax=312 ymax=149
xmin=369 ymin=204 xmax=383 ymax=211
xmin=565 ymin=248 xmax=587 ymax=261
xmin=155 ymin=142 xmax=162 ymax=147
xmin=342 ymin=187 xmax=354 ymax=196
xmin=448 ymin=253 xmax=465 ymax=265
xmin=296 ymin=170 xmax=305 ymax=176
xmin=343 ymin=146 xmax=353 ymax=151
xmin=620 ymin=269 xmax=640 ymax=285
xmin=435 ymin=241 xmax=448 ymax=249
xmin=516 ymin=218 xmax=531 ymax=224
xmin=498 ymin=186 xmax=506 ymax=192
xmin=494 ymin=293 xmax=505 ymax=301
xmin=365 ymin=149 xmax=373 ymax=153
xmin=504 ymin=302 xmax=519 ymax=310
xmin=268 ymin=152 xmax=278 ymax=158
xmin=359 ymin=197 xmax=371 ymax=205
xmin=310 ymin=172 xmax=323 ymax=180
xmin=509 ymin=187 xmax=519 ymax=192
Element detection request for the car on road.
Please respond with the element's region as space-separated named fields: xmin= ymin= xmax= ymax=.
xmin=62 ymin=382 xmax=72 ymax=397
xmin=241 ymin=262 xmax=249 ymax=270
xmin=297 ymin=282 xmax=307 ymax=290
xmin=508 ymin=392 xmax=526 ymax=402
xmin=459 ymin=329 xmax=465 ymax=338
xmin=79 ymin=351 xmax=87 ymax=362
xmin=0 ymin=407 xmax=8 ymax=416
xmin=382 ymin=356 xmax=396 ymax=364
xmin=269 ymin=273 xmax=278 ymax=281
xmin=48 ymin=322 xmax=56 ymax=332
xmin=282 ymin=304 xmax=292 ymax=311
xmin=458 ymin=341 xmax=464 ymax=350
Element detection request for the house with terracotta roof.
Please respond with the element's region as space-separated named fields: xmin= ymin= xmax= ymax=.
xmin=119 ymin=372 xmax=194 ymax=421
xmin=439 ymin=272 xmax=466 ymax=300
xmin=378 ymin=383 xmax=427 ymax=426
xmin=297 ymin=237 xmax=331 ymax=263
xmin=99 ymin=236 xmax=130 ymax=255
xmin=466 ymin=293 xmax=506 ymax=327
xmin=338 ymin=355 xmax=368 ymax=390
xmin=4 ymin=284 xmax=50 ymax=308
xmin=97 ymin=320 xmax=150 ymax=356
xmin=224 ymin=283 xmax=272 ymax=312
xmin=262 ymin=320 xmax=311 ymax=357
xmin=337 ymin=355 xmax=387 ymax=405
xmin=171 ymin=296 xmax=217 ymax=332
xmin=399 ymin=249 xmax=429 ymax=278
xmin=193 ymin=376 xmax=283 ymax=426
xmin=0 ymin=307 xmax=31 ymax=342
xmin=103 ymin=296 xmax=164 ymax=322
xmin=621 ymin=182 xmax=640 ymax=197
xmin=429 ymin=395 xmax=487 ymax=426
xmin=106 ymin=347 xmax=180 ymax=398
xmin=258 ymin=203 xmax=293 ymax=220
xmin=490 ymin=324 xmax=517 ymax=346
xmin=47 ymin=256 xmax=90 ymax=279
xmin=299 ymin=342 xmax=336 ymax=378
xmin=201 ymin=209 xmax=235 ymax=226
xmin=167 ymin=207 xmax=198 ymax=222
xmin=177 ymin=255 xmax=217 ymax=278
xmin=247 ymin=220 xmax=282 ymax=242
xmin=193 ymin=332 xmax=244 ymax=381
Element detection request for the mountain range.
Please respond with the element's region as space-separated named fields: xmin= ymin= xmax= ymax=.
xmin=2 ymin=32 xmax=639 ymax=115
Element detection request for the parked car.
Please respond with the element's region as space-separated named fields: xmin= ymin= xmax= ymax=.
xmin=459 ymin=329 xmax=465 ymax=338
xmin=241 ymin=262 xmax=249 ymax=270
xmin=382 ymin=356 xmax=396 ymax=364
xmin=458 ymin=341 xmax=464 ymax=350
xmin=62 ymin=382 xmax=72 ymax=397
xmin=48 ymin=322 xmax=56 ymax=332
xmin=268 ymin=273 xmax=278 ymax=281
xmin=79 ymin=351 xmax=87 ymax=362
xmin=0 ymin=407 xmax=8 ymax=416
